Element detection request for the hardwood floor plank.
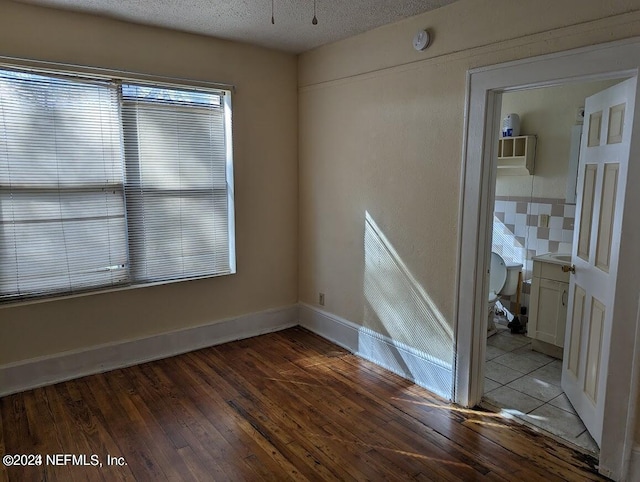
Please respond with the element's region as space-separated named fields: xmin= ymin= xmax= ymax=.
xmin=129 ymin=364 xmax=241 ymax=480
xmin=0 ymin=404 xmax=6 ymax=482
xmin=239 ymin=344 xmax=488 ymax=480
xmin=318 ymin=338 xmax=598 ymax=481
xmin=167 ymin=356 xmax=309 ymax=481
xmin=0 ymin=327 xmax=608 ymax=482
xmin=87 ymin=373 xmax=169 ymax=480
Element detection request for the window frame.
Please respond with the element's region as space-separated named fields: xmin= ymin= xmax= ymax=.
xmin=0 ymin=57 xmax=236 ymax=307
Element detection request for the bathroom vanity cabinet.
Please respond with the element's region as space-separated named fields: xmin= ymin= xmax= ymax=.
xmin=528 ymin=255 xmax=570 ymax=358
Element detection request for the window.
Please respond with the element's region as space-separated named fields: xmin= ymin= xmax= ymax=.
xmin=0 ymin=67 xmax=235 ymax=303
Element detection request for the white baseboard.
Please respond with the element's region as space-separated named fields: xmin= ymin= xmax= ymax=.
xmin=299 ymin=303 xmax=453 ymax=400
xmin=0 ymin=304 xmax=298 ymax=397
xmin=2 ymin=303 xmax=454 ymax=401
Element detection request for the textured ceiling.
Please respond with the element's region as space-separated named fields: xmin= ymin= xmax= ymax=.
xmin=13 ymin=0 xmax=459 ymax=53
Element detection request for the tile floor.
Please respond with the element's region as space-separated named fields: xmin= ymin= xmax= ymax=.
xmin=482 ymin=324 xmax=599 ymax=453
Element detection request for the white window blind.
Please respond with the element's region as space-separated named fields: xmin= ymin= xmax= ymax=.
xmin=121 ymin=84 xmax=231 ymax=283
xmin=0 ymin=68 xmax=235 ymax=303
xmin=0 ymin=69 xmax=127 ymax=301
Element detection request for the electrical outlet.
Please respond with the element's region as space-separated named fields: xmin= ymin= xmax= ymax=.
xmin=539 ymin=214 xmax=550 ymax=228
xmin=319 ymin=292 xmax=325 ymax=306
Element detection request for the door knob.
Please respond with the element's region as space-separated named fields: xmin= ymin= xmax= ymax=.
xmin=562 ymin=264 xmax=576 ymax=273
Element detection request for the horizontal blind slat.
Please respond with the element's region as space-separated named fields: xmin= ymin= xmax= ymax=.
xmin=0 ymin=69 xmax=127 ymax=299
xmin=122 ymin=83 xmax=230 ymax=284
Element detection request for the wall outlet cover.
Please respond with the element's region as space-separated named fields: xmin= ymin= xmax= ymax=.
xmin=539 ymin=214 xmax=550 ymax=228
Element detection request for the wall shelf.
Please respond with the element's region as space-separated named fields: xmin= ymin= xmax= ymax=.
xmin=497 ymin=135 xmax=536 ymax=175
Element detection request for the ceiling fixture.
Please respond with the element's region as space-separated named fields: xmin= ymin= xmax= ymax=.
xmin=270 ymin=0 xmax=318 ymax=26
xmin=412 ymin=29 xmax=430 ymax=51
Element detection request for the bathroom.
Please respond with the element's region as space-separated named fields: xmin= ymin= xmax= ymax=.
xmin=482 ymin=78 xmax=623 ymax=453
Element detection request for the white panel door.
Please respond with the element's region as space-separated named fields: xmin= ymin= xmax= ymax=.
xmin=562 ymin=77 xmax=638 ymax=446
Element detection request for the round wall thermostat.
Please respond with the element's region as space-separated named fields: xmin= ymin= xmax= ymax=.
xmin=413 ymin=29 xmax=430 ymax=51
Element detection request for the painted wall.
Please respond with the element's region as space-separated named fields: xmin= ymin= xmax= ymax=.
xmin=298 ymin=0 xmax=640 ymax=396
xmin=0 ymin=0 xmax=298 ymax=365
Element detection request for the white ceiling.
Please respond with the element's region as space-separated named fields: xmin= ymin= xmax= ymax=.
xmin=13 ymin=0 xmax=459 ymax=53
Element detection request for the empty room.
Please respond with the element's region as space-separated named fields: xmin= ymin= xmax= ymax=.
xmin=2 ymin=0 xmax=640 ymax=480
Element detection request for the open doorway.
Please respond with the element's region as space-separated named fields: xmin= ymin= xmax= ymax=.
xmin=455 ymin=39 xmax=640 ymax=481
xmin=481 ymin=78 xmax=625 ymax=454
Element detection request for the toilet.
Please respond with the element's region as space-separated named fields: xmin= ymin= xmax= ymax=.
xmin=488 ymin=252 xmax=522 ymax=334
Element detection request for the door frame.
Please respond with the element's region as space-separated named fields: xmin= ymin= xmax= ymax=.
xmin=455 ymin=38 xmax=640 ymax=480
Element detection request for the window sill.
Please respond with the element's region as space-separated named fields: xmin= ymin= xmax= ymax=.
xmin=0 ymin=270 xmax=236 ymax=310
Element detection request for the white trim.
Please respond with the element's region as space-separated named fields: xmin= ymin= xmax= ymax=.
xmin=0 ymin=304 xmax=298 ymax=397
xmin=299 ymin=303 xmax=453 ymax=400
xmin=457 ymin=37 xmax=640 ymax=481
xmin=0 ymin=55 xmax=236 ymax=92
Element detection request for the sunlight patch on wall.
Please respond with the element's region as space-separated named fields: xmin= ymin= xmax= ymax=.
xmin=492 ymin=215 xmax=528 ymax=271
xmin=363 ymin=212 xmax=453 ymax=395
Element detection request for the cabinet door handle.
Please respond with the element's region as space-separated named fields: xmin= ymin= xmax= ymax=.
xmin=562 ymin=290 xmax=567 ymax=306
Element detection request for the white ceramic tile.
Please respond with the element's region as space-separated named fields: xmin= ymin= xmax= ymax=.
xmin=549 ymin=216 xmax=563 ymax=230
xmin=493 ymin=352 xmax=552 ymax=374
xmin=504 ymin=210 xmax=515 ymax=225
xmin=485 ymin=386 xmax=545 ymax=415
xmin=549 ymin=228 xmax=563 ymax=242
xmin=564 ymin=204 xmax=576 ymax=217
xmin=510 ymin=346 xmax=556 ymax=366
xmin=536 ymin=240 xmax=549 ymax=254
xmin=494 ymin=200 xmax=506 ymax=213
xmin=548 ymin=393 xmax=577 ymax=414
xmin=507 ymin=375 xmax=564 ymax=402
xmin=538 ymin=204 xmax=552 ymax=215
xmin=562 ymin=229 xmax=574 ymax=243
xmin=484 ymin=377 xmax=501 ymax=394
xmin=529 ymin=362 xmax=562 ymax=386
xmin=523 ymin=404 xmax=586 ymax=439
xmin=559 ymin=242 xmax=573 ymax=253
xmin=515 ymin=224 xmax=527 ymax=237
xmin=572 ymin=430 xmax=599 ymax=453
xmin=515 ymin=213 xmax=527 ymax=226
xmin=487 ymin=332 xmax=531 ymax=352
xmin=511 ymin=343 xmax=533 ymax=354
xmin=486 ymin=344 xmax=508 ymax=361
xmin=485 ymin=361 xmax=524 ymax=385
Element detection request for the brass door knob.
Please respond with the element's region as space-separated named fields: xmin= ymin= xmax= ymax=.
xmin=562 ymin=264 xmax=576 ymax=273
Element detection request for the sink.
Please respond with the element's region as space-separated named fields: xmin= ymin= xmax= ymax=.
xmin=532 ymin=252 xmax=572 ymax=265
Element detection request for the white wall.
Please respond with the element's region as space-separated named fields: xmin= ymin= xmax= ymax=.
xmin=298 ymin=0 xmax=640 ymax=432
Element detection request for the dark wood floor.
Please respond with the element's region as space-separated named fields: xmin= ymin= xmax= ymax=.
xmin=1 ymin=327 xmax=607 ymax=481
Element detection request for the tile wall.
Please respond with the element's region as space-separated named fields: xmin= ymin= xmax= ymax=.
xmin=492 ymin=196 xmax=575 ymax=312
